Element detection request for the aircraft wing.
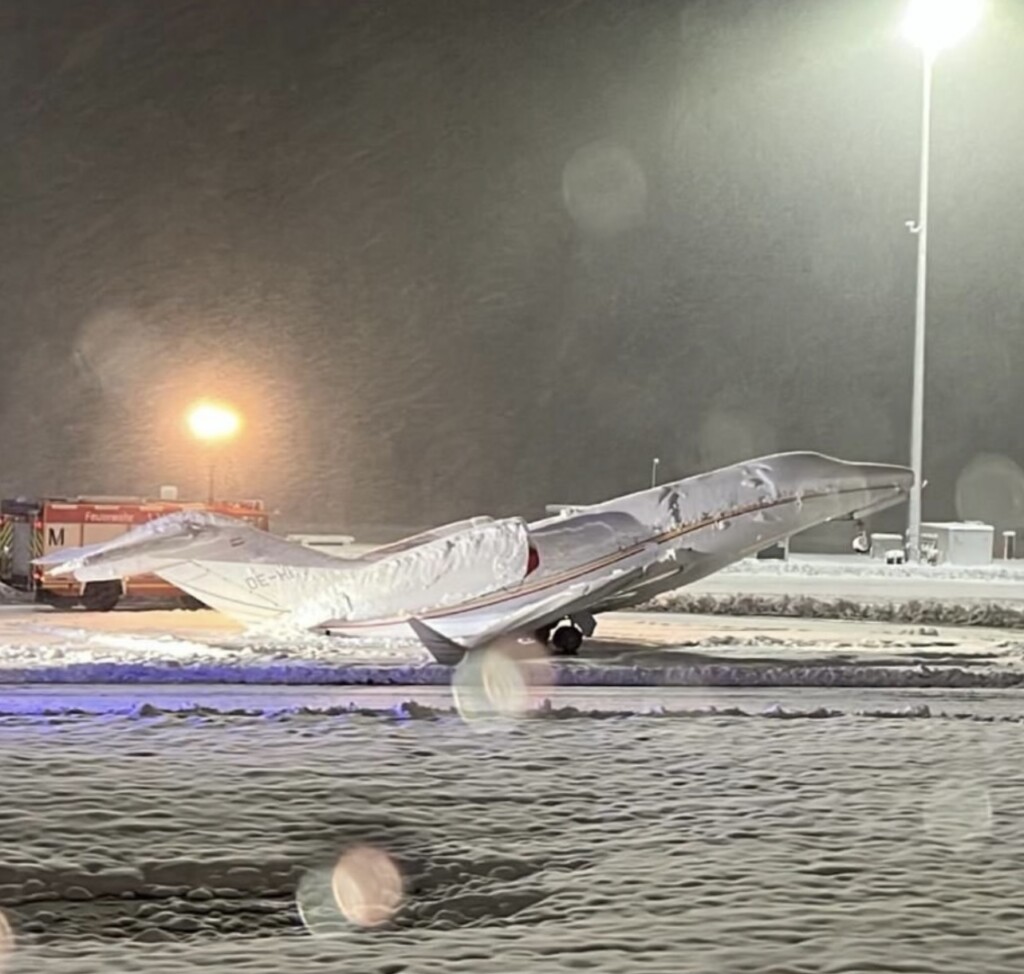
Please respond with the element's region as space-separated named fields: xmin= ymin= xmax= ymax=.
xmin=408 ymin=544 xmax=658 ymax=661
xmin=408 ymin=576 xmax=634 ymax=663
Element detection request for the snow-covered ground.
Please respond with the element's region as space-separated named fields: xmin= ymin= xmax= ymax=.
xmin=1 ymin=606 xmax=1024 ymax=688
xmin=2 ymin=550 xmax=1024 ymax=690
xmin=1 ymin=705 xmax=1022 ymax=973
xmin=3 ymin=568 xmax=1024 ymax=973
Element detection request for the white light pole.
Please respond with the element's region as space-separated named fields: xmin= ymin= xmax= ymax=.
xmin=902 ymin=0 xmax=982 ymax=561
xmin=651 ymin=457 xmax=660 ymax=488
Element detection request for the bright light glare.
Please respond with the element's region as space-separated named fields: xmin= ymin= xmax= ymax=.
xmin=451 ymin=640 xmax=553 ymax=729
xmin=186 ymin=401 xmax=242 ymax=442
xmin=903 ymin=0 xmax=983 ymax=56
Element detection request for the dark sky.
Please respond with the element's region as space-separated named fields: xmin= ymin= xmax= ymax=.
xmin=2 ymin=0 xmax=1023 ymax=535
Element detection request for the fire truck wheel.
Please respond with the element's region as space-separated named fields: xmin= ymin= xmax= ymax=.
xmin=81 ymin=581 xmax=122 ymax=612
xmin=38 ymin=592 xmax=79 ymax=611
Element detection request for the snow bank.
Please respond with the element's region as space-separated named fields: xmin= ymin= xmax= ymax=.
xmin=0 ymin=697 xmax=1009 ymax=723
xmin=651 ymin=591 xmax=1024 ymax=628
xmin=719 ymin=554 xmax=1024 ymax=581
xmin=0 ymin=656 xmax=1021 ymax=689
xmin=0 ymin=583 xmax=29 ymax=605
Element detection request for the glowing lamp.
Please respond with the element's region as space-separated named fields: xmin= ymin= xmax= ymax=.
xmin=187 ymin=402 xmax=241 ymax=443
xmin=903 ymin=0 xmax=983 ymax=57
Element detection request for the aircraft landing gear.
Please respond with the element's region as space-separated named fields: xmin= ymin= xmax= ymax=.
xmin=535 ymin=613 xmax=595 ymax=656
xmin=534 ymin=623 xmax=554 ymax=646
xmin=550 ymin=624 xmax=583 ymax=656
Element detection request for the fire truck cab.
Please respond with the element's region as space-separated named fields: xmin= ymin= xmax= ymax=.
xmin=0 ymin=496 xmax=268 ymax=611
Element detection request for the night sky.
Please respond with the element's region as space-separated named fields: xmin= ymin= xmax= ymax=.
xmin=2 ymin=0 xmax=1023 ymax=536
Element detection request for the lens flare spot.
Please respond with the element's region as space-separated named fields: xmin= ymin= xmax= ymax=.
xmin=331 ymin=845 xmax=404 ymax=929
xmin=296 ymin=866 xmax=347 ymax=938
xmin=562 ymin=140 xmax=647 ymax=236
xmin=955 ymin=453 xmax=1024 ymax=527
xmin=0 ymin=910 xmax=13 ymax=972
xmin=452 ymin=640 xmax=554 ymax=728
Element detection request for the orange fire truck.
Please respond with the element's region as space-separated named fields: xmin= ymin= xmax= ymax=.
xmin=0 ymin=497 xmax=269 ymax=611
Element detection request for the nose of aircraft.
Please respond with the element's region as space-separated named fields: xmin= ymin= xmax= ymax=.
xmin=780 ymin=453 xmax=910 ymax=487
xmin=766 ymin=453 xmax=914 ymax=519
xmin=853 ymin=461 xmax=915 ymax=493
xmin=839 ymin=458 xmax=913 ymax=522
xmin=770 ymin=453 xmax=913 ymax=491
xmin=813 ymin=457 xmax=914 ymax=521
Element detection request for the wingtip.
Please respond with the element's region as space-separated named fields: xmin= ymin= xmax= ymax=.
xmin=408 ymin=618 xmax=467 ymax=666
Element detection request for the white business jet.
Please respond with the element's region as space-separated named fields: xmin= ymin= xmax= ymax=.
xmin=35 ymin=451 xmax=912 ymax=662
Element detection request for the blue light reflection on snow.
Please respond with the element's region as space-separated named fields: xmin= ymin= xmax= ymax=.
xmin=0 ymin=684 xmax=460 ymax=720
xmin=0 ymin=692 xmax=177 ymax=718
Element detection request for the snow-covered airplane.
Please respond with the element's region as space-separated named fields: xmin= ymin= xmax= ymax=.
xmin=34 ymin=452 xmax=911 ymax=661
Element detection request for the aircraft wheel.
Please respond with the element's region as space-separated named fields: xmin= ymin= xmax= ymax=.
xmin=81 ymin=580 xmax=122 ymax=612
xmin=551 ymin=624 xmax=583 ymax=656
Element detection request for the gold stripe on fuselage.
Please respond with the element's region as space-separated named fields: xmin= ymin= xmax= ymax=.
xmin=324 ymin=484 xmax=868 ymax=630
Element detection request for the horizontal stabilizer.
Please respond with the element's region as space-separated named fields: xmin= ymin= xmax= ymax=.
xmin=33 ymin=510 xmax=343 ymax=581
